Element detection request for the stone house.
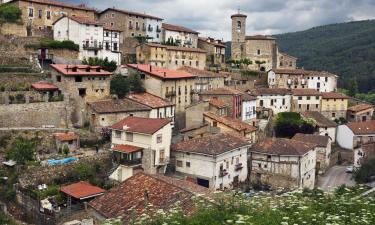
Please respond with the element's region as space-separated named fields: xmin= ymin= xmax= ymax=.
xmin=291 ymin=89 xmax=322 ymax=112
xmin=162 ymin=23 xmax=199 ymax=48
xmin=178 ymin=66 xmax=226 ymax=96
xmin=321 ymin=92 xmax=350 ymax=120
xmin=347 ymin=103 xmax=374 ymax=122
xmin=53 ymin=132 xmax=79 ymax=152
xmin=203 ymin=111 xmax=257 ymax=143
xmin=86 ymin=98 xmax=152 ymax=131
xmin=337 ymin=120 xmax=375 ymax=150
xmin=171 ymin=133 xmax=250 ymax=190
xmin=8 ymin=0 xmax=96 ymax=37
xmin=136 ymin=43 xmax=207 ymax=70
xmin=109 ymin=116 xmax=173 ymax=182
xmin=278 ymin=53 xmax=297 ymax=69
xmin=198 ymin=37 xmax=226 ymax=68
xmin=293 ymin=133 xmax=331 ymax=173
xmin=50 ymin=64 xmax=111 ymax=125
xmin=127 ymin=92 xmax=175 ymax=122
xmin=253 ymin=88 xmax=292 ymax=115
xmin=300 ymin=111 xmax=338 ymax=143
xmin=249 ymin=138 xmax=317 ymax=190
xmin=98 ymin=8 xmax=163 ymax=54
xmin=199 ymin=87 xmax=244 ymax=119
xmin=88 ymin=173 xmax=209 ymax=223
xmin=31 ymin=82 xmax=60 ymax=99
xmin=53 ymin=15 xmax=122 ymax=64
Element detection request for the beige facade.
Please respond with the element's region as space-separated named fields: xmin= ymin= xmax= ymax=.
xmin=136 ymin=43 xmax=206 ymax=70
xmin=10 ymin=0 xmax=95 ymax=37
xmin=291 ymin=90 xmax=322 ymax=113
xmin=198 ymin=37 xmax=226 ymax=68
xmin=278 ymin=53 xmax=297 ymax=69
xmin=321 ymin=93 xmax=349 ymax=120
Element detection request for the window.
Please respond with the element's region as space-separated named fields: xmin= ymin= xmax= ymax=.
xmin=75 ymin=76 xmax=82 ymax=82
xmin=56 ymin=76 xmax=61 ymax=82
xmin=213 ymin=121 xmax=217 ymax=127
xmin=257 ymin=49 xmax=261 ymax=55
xmin=186 ymin=162 xmax=191 ymax=167
xmin=282 ymin=99 xmax=285 ymax=105
xmin=298 ymin=104 xmax=301 ymax=109
xmin=270 ymin=99 xmax=274 ymax=106
xmin=237 ymin=21 xmax=241 ymax=29
xmin=115 ymin=131 xmax=121 ymax=138
xmin=78 ymin=88 xmax=86 ymax=97
xmin=316 ymin=96 xmax=319 ymax=100
xmin=260 ymin=100 xmax=263 ymax=107
xmin=105 ymin=32 xmax=109 ymax=37
xmin=307 ymin=104 xmax=310 ymax=110
xmin=126 ymin=132 xmax=133 ymax=142
xmin=28 ymin=8 xmax=34 ymax=17
xmin=176 ymin=160 xmax=183 ymax=167
xmin=157 ymin=134 xmax=162 ymax=143
xmin=38 ymin=9 xmax=42 ymax=18
xmin=298 ymin=96 xmax=302 ymax=100
xmin=111 ymin=13 xmax=115 ymax=18
xmin=113 ymin=43 xmax=118 ymax=51
xmin=46 ymin=11 xmax=51 ymax=20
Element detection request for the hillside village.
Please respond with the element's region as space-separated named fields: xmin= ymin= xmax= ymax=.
xmin=0 ymin=0 xmax=374 ymax=224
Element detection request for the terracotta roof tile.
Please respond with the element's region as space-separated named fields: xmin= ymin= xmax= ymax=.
xmin=272 ymin=69 xmax=338 ymax=77
xmin=292 ymin=133 xmax=330 ymax=147
xmin=300 ymin=111 xmax=337 ymax=127
xmin=88 ymin=173 xmax=209 ymax=220
xmin=53 ymin=15 xmax=102 ymax=26
xmin=100 ymin=8 xmax=162 ymax=20
xmin=162 ymin=23 xmax=199 ymax=34
xmin=144 ymin=43 xmax=207 ymax=53
xmin=231 ymin=13 xmax=247 ymax=18
xmin=111 ymin=116 xmax=171 ymax=135
xmin=179 ymin=66 xmax=227 ymax=78
xmin=127 ymin=64 xmax=197 ymax=79
xmin=172 ymin=133 xmax=249 ymax=156
xmin=53 ymin=132 xmax=78 ymax=142
xmin=245 ymin=35 xmax=275 ymax=40
xmin=322 ymin=92 xmax=350 ymax=99
xmin=251 ymin=138 xmax=317 ymax=156
xmin=31 ymin=82 xmax=58 ymax=91
xmin=209 ymin=98 xmax=227 ymax=108
xmin=347 ymin=120 xmax=375 ymax=135
xmin=127 ymin=92 xmax=174 ymax=108
xmin=203 ymin=112 xmax=257 ymax=133
xmin=198 ymin=37 xmax=226 ymax=48
xmin=60 ymin=181 xmax=105 ymax=200
xmin=88 ymin=99 xmax=151 ymax=113
xmin=242 ymin=93 xmax=257 ymax=101
xmin=200 ymin=87 xmax=243 ymax=95
xmin=12 ymin=0 xmax=96 ymax=11
xmin=50 ymin=64 xmax=111 ymax=76
xmin=292 ymin=89 xmax=321 ymax=96
xmin=348 ymin=103 xmax=374 ymax=113
xmin=112 ymin=144 xmax=143 ymax=153
xmin=253 ymin=88 xmax=292 ymax=95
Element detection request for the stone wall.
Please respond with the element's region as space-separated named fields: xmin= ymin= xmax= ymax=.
xmin=0 ymin=22 xmax=27 ymax=37
xmin=0 ymin=98 xmax=73 ymax=128
xmin=48 ymin=48 xmax=79 ymax=60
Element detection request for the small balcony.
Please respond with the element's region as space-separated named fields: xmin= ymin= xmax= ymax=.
xmin=119 ymin=158 xmax=142 ymax=166
xmin=156 ymin=28 xmax=161 ymax=33
xmin=184 ymin=40 xmax=192 ymax=45
xmin=148 ymin=26 xmax=153 ymax=32
xmin=82 ymin=44 xmax=103 ymax=50
xmin=136 ymin=26 xmax=140 ymax=30
xmin=235 ymin=163 xmax=243 ymax=171
xmin=165 ymin=91 xmax=176 ymax=98
xmin=190 ymin=89 xmax=197 ymax=94
xmin=219 ymin=169 xmax=228 ymax=177
xmin=142 ymin=27 xmax=146 ymax=31
xmin=129 ymin=25 xmax=133 ymax=30
xmin=158 ymin=157 xmax=169 ymax=165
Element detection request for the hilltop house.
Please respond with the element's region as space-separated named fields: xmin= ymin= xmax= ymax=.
xmin=347 ymin=103 xmax=374 ymax=122
xmin=109 ymin=116 xmax=172 ymax=182
xmin=249 ymin=138 xmax=317 ymax=189
xmin=198 ymin=37 xmax=226 ymax=68
xmin=171 ymin=133 xmax=250 ymax=190
xmin=337 ymin=120 xmax=375 ymax=150
xmin=321 ymin=92 xmax=350 ymax=120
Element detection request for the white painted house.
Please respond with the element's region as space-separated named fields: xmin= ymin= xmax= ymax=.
xmin=171 ymin=133 xmax=250 ymax=190
xmin=250 ymin=138 xmax=317 ymax=190
xmin=162 ymin=23 xmax=199 ymax=48
xmin=254 ymin=88 xmax=292 ymax=115
xmin=301 ymin=111 xmax=338 ymax=143
xmin=110 ymin=116 xmax=173 ymax=182
xmin=146 ymin=18 xmax=163 ymax=43
xmin=336 ymin=120 xmax=375 ymax=150
xmin=53 ymin=16 xmax=121 ymax=64
xmin=242 ymin=94 xmax=257 ymax=123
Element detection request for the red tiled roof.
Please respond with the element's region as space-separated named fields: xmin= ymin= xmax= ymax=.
xmin=162 ymin=23 xmax=199 ymax=34
xmin=144 ymin=43 xmax=207 ymax=53
xmin=203 ymin=112 xmax=257 ymax=133
xmin=179 ymin=66 xmax=228 ymax=78
xmin=292 ymin=89 xmax=321 ymax=96
xmin=11 ymin=0 xmax=96 ymax=11
xmin=50 ymin=64 xmax=112 ymax=76
xmin=292 ymin=133 xmax=330 ymax=147
xmin=347 ymin=120 xmax=375 ymax=135
xmin=348 ymin=103 xmax=374 ymax=113
xmin=251 ymin=138 xmax=317 ymax=156
xmin=209 ymin=98 xmax=227 ymax=108
xmin=198 ymin=37 xmax=226 ymax=48
xmin=252 ymin=88 xmax=292 ymax=95
xmin=53 ymin=132 xmax=78 ymax=142
xmin=60 ymin=181 xmax=105 ymax=200
xmin=100 ymin=8 xmax=163 ymax=20
xmin=172 ymin=133 xmax=250 ymax=156
xmin=127 ymin=64 xmax=196 ymax=79
xmin=300 ymin=111 xmax=337 ymax=127
xmin=88 ymin=173 xmax=209 ymax=220
xmin=322 ymin=92 xmax=350 ymax=99
xmin=272 ymin=68 xmax=338 ymax=77
xmin=111 ymin=116 xmax=171 ymax=134
xmin=112 ymin=144 xmax=143 ymax=153
xmin=246 ymin=35 xmax=276 ymax=40
xmin=53 ymin=15 xmax=102 ymax=26
xmin=88 ymin=99 xmax=151 ymax=113
xmin=200 ymin=87 xmax=243 ymax=95
xmin=242 ymin=93 xmax=257 ymax=101
xmin=279 ymin=52 xmax=298 ymax=60
xmin=127 ymin=92 xmax=174 ymax=109
xmin=31 ymin=82 xmax=58 ymax=91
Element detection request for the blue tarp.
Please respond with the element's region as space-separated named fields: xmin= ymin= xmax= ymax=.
xmin=47 ymin=157 xmax=78 ymax=166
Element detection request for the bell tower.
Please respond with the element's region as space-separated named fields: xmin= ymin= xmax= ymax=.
xmin=231 ymin=11 xmax=247 ymax=60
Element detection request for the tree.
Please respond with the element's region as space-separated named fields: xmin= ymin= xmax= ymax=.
xmin=0 ymin=4 xmax=22 ymax=23
xmin=348 ymin=77 xmax=359 ymax=97
xmin=110 ymin=74 xmax=129 ymax=98
xmin=82 ymin=57 xmax=117 ymax=72
xmin=62 ymin=145 xmax=70 ymax=156
xmin=6 ymin=137 xmax=37 ymax=165
xmin=128 ymin=73 xmax=145 ymax=93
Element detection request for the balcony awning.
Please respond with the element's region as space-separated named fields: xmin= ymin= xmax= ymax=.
xmin=112 ymin=144 xmax=143 ymax=154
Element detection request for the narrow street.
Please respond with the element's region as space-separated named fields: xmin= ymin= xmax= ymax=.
xmin=317 ymin=165 xmax=356 ymax=191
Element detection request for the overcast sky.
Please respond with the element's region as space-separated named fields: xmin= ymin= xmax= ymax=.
xmin=66 ymin=0 xmax=375 ymax=41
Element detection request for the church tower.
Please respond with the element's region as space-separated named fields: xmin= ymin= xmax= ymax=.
xmin=231 ymin=12 xmax=247 ymax=60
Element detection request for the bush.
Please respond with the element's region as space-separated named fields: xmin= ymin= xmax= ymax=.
xmin=6 ymin=137 xmax=37 ymax=165
xmin=274 ymin=112 xmax=315 ymax=138
xmin=82 ymin=57 xmax=117 ymax=72
xmin=354 ymin=158 xmax=375 ymax=183
xmin=62 ymin=145 xmax=70 ymax=156
xmin=0 ymin=4 xmax=21 ymax=23
xmin=110 ymin=74 xmax=129 ymax=99
xmin=26 ymin=39 xmax=79 ymax=51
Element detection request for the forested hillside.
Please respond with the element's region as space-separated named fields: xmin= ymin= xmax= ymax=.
xmin=275 ymin=20 xmax=375 ymax=93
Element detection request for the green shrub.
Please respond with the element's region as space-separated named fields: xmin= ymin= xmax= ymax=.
xmin=62 ymin=145 xmax=70 ymax=156
xmin=354 ymin=158 xmax=375 ymax=183
xmin=0 ymin=4 xmax=21 ymax=23
xmin=82 ymin=57 xmax=117 ymax=72
xmin=26 ymin=39 xmax=79 ymax=51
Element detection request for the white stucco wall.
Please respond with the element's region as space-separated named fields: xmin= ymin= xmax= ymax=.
xmin=307 ymin=76 xmax=337 ymax=92
xmin=257 ymin=94 xmax=291 ymax=115
xmin=267 ymin=70 xmax=276 ymax=87
xmin=146 ymin=18 xmax=162 ymax=43
xmin=336 ymin=125 xmax=354 ymax=150
xmin=242 ymin=100 xmax=257 ymax=121
xmin=318 ymin=127 xmax=337 ymax=143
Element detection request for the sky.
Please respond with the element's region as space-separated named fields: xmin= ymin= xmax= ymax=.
xmin=66 ymin=0 xmax=375 ymax=41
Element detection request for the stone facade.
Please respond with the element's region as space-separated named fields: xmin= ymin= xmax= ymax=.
xmin=0 ymin=22 xmax=27 ymax=36
xmin=231 ymin=14 xmax=246 ymax=60
xmin=278 ymin=53 xmax=297 ymax=69
xmin=10 ymin=0 xmax=96 ymax=37
xmin=198 ymin=37 xmax=226 ymax=68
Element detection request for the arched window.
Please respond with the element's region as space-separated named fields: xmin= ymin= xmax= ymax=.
xmin=237 ymin=21 xmax=241 ymax=29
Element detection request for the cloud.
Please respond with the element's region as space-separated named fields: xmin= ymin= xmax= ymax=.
xmin=64 ymin=0 xmax=375 ymax=40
